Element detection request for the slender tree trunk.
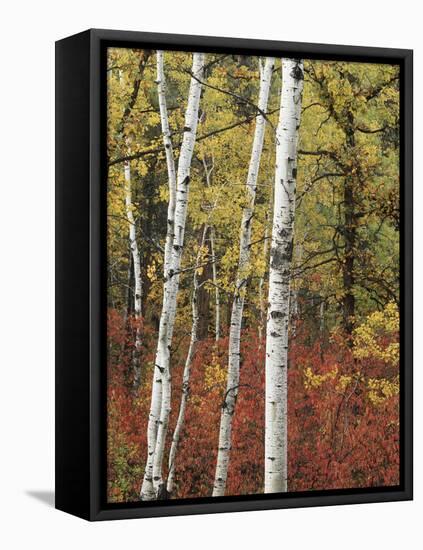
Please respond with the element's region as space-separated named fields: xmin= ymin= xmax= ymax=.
xmin=157 ymin=50 xmax=177 ymax=281
xmin=167 ymin=225 xmax=208 ymax=496
xmin=265 ymin=58 xmax=304 ymax=494
xmin=125 ymin=246 xmax=134 ymax=319
xmin=141 ymin=50 xmax=178 ymax=499
xmin=210 ymin=227 xmax=220 ymax=341
xmin=202 ymin=155 xmax=220 ymax=342
xmin=196 ymin=225 xmax=211 ymax=340
xmin=124 ymin=159 xmax=143 ymax=388
xmin=141 ymin=52 xmax=206 ymax=501
xmin=258 ymin=219 xmax=270 ymax=344
xmin=124 ymin=161 xmax=142 ymax=299
xmin=213 ymin=57 xmax=275 ymax=497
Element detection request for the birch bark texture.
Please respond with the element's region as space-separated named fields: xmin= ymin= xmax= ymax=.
xmin=265 ymin=58 xmax=304 ymax=494
xmin=141 ymin=52 xmax=205 ymax=501
xmin=124 ymin=160 xmax=142 ymax=387
xmin=157 ymin=50 xmax=177 ymax=281
xmin=213 ymin=57 xmax=275 ymax=497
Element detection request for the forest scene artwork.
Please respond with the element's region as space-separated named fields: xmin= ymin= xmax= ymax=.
xmin=106 ymin=47 xmax=400 ymax=503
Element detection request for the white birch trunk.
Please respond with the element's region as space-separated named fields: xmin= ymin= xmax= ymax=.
xmin=157 ymin=50 xmax=177 ymax=280
xmin=210 ymin=227 xmax=220 ymax=341
xmin=141 ymin=52 xmax=205 ymax=500
xmin=258 ymin=220 xmax=270 ymax=344
xmin=118 ymin=69 xmax=143 ymax=386
xmin=140 ymin=51 xmax=179 ymax=500
xmin=123 ymin=163 xmax=142 ymax=388
xmin=213 ymin=57 xmax=275 ymax=497
xmin=265 ymin=58 xmax=304 ymax=494
xmin=166 ymin=225 xmax=208 ymax=495
xmin=124 ymin=164 xmax=142 ymax=317
xmin=148 ymin=49 xmax=178 ymax=458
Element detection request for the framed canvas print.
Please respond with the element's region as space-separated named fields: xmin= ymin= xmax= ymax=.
xmin=55 ymin=29 xmax=413 ymax=521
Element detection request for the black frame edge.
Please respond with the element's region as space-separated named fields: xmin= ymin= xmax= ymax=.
xmin=401 ymin=48 xmax=413 ymax=501
xmin=88 ymin=28 xmax=412 ymax=62
xmin=55 ymin=30 xmax=92 ymax=520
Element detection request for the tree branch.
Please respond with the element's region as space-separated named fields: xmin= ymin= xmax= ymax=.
xmin=183 ymin=68 xmax=276 ymax=130
xmin=109 ymin=109 xmax=279 ymax=166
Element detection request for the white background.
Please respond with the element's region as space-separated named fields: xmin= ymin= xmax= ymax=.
xmin=0 ymin=1 xmax=420 ymax=548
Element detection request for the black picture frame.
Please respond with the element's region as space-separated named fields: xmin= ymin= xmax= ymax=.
xmin=55 ymin=28 xmax=413 ymax=521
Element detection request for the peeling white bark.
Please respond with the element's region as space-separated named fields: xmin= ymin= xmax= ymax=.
xmin=157 ymin=50 xmax=177 ymax=280
xmin=124 ymin=163 xmax=141 ymax=314
xmin=124 ymin=160 xmax=142 ymax=387
xmin=213 ymin=57 xmax=275 ymax=497
xmin=265 ymin=58 xmax=303 ymax=494
xmin=167 ymin=225 xmax=208 ymax=495
xmin=140 ymin=51 xmax=178 ymax=500
xmin=141 ymin=52 xmax=205 ymax=500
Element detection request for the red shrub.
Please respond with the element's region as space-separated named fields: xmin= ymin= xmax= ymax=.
xmin=107 ymin=311 xmax=399 ymax=502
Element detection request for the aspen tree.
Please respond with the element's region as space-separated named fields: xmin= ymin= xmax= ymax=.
xmin=124 ymin=160 xmax=142 ymax=387
xmin=141 ymin=52 xmax=206 ymax=500
xmin=119 ymin=68 xmax=143 ymax=387
xmin=265 ymin=58 xmax=304 ymax=494
xmin=213 ymin=57 xmax=275 ymax=497
xmin=157 ymin=50 xmax=177 ymax=280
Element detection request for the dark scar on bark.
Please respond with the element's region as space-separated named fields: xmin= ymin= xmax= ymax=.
xmin=270 ymin=310 xmax=284 ymax=319
xmin=290 ymin=63 xmax=304 ymax=81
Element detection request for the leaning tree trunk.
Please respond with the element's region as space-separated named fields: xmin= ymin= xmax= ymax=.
xmin=157 ymin=50 xmax=177 ymax=280
xmin=264 ymin=58 xmax=304 ymax=494
xmin=142 ymin=50 xmax=178 ymax=452
xmin=213 ymin=57 xmax=275 ymax=497
xmin=124 ymin=160 xmax=143 ymax=387
xmin=141 ymin=52 xmax=205 ymax=501
xmin=140 ymin=51 xmax=175 ymax=500
xmin=167 ymin=225 xmax=208 ymax=496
